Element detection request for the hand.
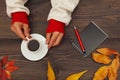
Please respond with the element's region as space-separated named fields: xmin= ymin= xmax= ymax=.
xmin=11 ymin=22 xmax=30 ymax=40
xmin=46 ymin=31 xmax=64 ymax=49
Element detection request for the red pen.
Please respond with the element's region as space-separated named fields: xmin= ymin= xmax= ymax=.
xmin=73 ymin=26 xmax=86 ymax=54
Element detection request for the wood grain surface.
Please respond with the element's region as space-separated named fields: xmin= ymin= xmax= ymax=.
xmin=0 ymin=0 xmax=120 ymax=80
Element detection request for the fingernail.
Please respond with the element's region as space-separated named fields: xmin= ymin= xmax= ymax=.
xmin=48 ymin=45 xmax=51 ymax=49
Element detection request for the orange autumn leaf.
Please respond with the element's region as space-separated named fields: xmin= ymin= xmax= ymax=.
xmin=92 ymin=52 xmax=112 ymax=64
xmin=5 ymin=61 xmax=18 ymax=79
xmin=108 ymin=56 xmax=120 ymax=80
xmin=93 ymin=66 xmax=109 ymax=80
xmin=5 ymin=60 xmax=18 ymax=73
xmin=5 ymin=70 xmax=11 ymax=79
xmin=96 ymin=48 xmax=119 ymax=56
xmin=5 ymin=60 xmax=15 ymax=68
xmin=47 ymin=61 xmax=56 ymax=80
xmin=6 ymin=66 xmax=18 ymax=73
xmin=0 ymin=56 xmax=19 ymax=80
xmin=66 ymin=70 xmax=88 ymax=80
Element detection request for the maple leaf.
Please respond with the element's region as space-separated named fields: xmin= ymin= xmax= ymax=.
xmin=0 ymin=56 xmax=18 ymax=80
xmin=1 ymin=56 xmax=8 ymax=66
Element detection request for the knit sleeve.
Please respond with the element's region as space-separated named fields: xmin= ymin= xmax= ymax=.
xmin=5 ymin=0 xmax=30 ymax=17
xmin=47 ymin=0 xmax=80 ymax=25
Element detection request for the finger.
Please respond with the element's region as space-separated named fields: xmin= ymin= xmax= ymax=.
xmin=11 ymin=26 xmax=18 ymax=34
xmin=14 ymin=25 xmax=26 ymax=40
xmin=11 ymin=25 xmax=24 ymax=38
xmin=48 ymin=32 xmax=60 ymax=48
xmin=46 ymin=33 xmax=51 ymax=44
xmin=53 ymin=33 xmax=63 ymax=46
xmin=23 ymin=24 xmax=30 ymax=37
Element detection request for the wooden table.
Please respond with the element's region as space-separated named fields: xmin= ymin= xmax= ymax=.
xmin=0 ymin=0 xmax=120 ymax=80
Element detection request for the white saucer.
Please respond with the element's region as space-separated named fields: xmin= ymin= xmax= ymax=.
xmin=21 ymin=33 xmax=48 ymax=61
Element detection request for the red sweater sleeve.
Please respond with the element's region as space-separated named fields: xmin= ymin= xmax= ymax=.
xmin=46 ymin=19 xmax=65 ymax=34
xmin=11 ymin=12 xmax=29 ymax=24
xmin=11 ymin=13 xmax=65 ymax=34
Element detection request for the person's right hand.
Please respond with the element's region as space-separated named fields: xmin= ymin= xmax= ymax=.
xmin=11 ymin=22 xmax=30 ymax=40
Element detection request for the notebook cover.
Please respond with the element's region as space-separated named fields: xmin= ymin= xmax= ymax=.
xmin=72 ymin=21 xmax=108 ymax=57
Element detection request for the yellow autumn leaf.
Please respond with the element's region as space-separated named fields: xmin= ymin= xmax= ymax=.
xmin=108 ymin=56 xmax=120 ymax=80
xmin=93 ymin=66 xmax=109 ymax=80
xmin=92 ymin=52 xmax=112 ymax=64
xmin=47 ymin=61 xmax=56 ymax=80
xmin=96 ymin=48 xmax=119 ymax=56
xmin=66 ymin=70 xmax=88 ymax=80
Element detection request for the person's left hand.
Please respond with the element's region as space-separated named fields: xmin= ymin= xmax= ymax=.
xmin=46 ymin=31 xmax=64 ymax=49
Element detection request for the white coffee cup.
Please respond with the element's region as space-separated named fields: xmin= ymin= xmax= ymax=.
xmin=27 ymin=38 xmax=41 ymax=52
xmin=21 ymin=33 xmax=48 ymax=61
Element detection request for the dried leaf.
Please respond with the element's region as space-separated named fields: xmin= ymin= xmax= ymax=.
xmin=93 ymin=66 xmax=109 ymax=80
xmin=108 ymin=56 xmax=120 ymax=80
xmin=1 ymin=70 xmax=7 ymax=80
xmin=5 ymin=60 xmax=15 ymax=68
xmin=0 ymin=63 xmax=2 ymax=77
xmin=92 ymin=53 xmax=112 ymax=64
xmin=0 ymin=62 xmax=2 ymax=67
xmin=1 ymin=56 xmax=8 ymax=66
xmin=0 ymin=69 xmax=2 ymax=78
xmin=66 ymin=70 xmax=88 ymax=80
xmin=4 ymin=60 xmax=18 ymax=79
xmin=6 ymin=66 xmax=18 ymax=73
xmin=5 ymin=70 xmax=11 ymax=79
xmin=47 ymin=61 xmax=56 ymax=80
xmin=0 ymin=56 xmax=19 ymax=80
xmin=96 ymin=48 xmax=119 ymax=56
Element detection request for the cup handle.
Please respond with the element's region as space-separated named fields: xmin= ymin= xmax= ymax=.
xmin=26 ymin=37 xmax=31 ymax=41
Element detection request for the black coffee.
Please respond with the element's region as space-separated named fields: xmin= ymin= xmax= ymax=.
xmin=27 ymin=39 xmax=40 ymax=51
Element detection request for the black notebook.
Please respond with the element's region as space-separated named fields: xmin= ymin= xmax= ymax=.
xmin=72 ymin=21 xmax=108 ymax=57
